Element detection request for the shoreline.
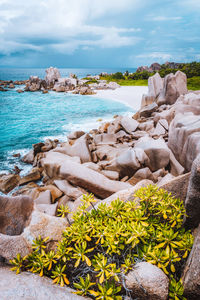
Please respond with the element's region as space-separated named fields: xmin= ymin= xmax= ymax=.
xmin=91 ymin=86 xmax=148 ymax=111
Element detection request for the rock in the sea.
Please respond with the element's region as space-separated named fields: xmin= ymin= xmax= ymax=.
xmin=135 ymin=136 xmax=170 ymax=172
xmin=45 ymin=67 xmax=61 ymax=86
xmin=22 ymin=150 xmax=34 ymax=164
xmin=19 ymin=167 xmax=41 ymax=186
xmin=0 ymin=195 xmax=33 ymax=235
xmin=184 ymin=155 xmax=200 ymax=229
xmin=182 ymin=224 xmax=200 ymax=299
xmin=0 ymin=174 xmax=20 ymax=193
xmin=125 ymin=262 xmax=169 ymax=300
xmin=0 ymin=266 xmax=86 ymax=300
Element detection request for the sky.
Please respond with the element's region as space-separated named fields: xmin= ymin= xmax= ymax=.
xmin=0 ymin=0 xmax=199 ymax=68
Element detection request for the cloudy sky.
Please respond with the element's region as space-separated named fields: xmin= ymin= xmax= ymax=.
xmin=0 ymin=0 xmax=199 ymax=68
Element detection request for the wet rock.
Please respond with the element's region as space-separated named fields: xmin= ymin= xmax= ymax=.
xmin=0 ymin=195 xmax=33 ymax=235
xmin=67 ymin=131 xmax=85 ymax=140
xmin=0 ymin=174 xmax=20 ymax=193
xmin=22 ymin=150 xmax=34 ymax=164
xmin=125 ymin=262 xmax=169 ymax=300
xmin=19 ymin=167 xmax=41 ymax=186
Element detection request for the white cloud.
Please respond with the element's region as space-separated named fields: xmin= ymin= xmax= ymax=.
xmin=136 ymin=52 xmax=172 ymax=60
xmin=152 ymin=16 xmax=182 ymax=21
xmin=0 ymin=0 xmax=142 ymax=55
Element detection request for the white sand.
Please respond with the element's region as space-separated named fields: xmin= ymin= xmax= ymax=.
xmin=92 ymin=86 xmax=148 ymax=111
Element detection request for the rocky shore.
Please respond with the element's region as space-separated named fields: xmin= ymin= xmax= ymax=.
xmin=0 ymin=66 xmax=120 ymax=95
xmin=0 ymin=69 xmax=200 ymax=299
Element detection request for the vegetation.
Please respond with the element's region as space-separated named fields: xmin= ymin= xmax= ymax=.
xmin=11 ymin=185 xmax=193 ymax=299
xmin=99 ymin=62 xmax=200 ymax=90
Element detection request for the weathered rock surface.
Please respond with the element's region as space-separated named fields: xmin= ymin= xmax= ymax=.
xmin=135 ymin=136 xmax=170 ymax=171
xmin=19 ymin=167 xmax=41 ymax=186
xmin=105 ymin=148 xmax=150 ymax=177
xmin=163 ymin=71 xmax=188 ymax=105
xmin=168 ymin=112 xmax=200 ymax=171
xmin=42 ymin=154 xmax=131 ymax=198
xmin=125 ymin=262 xmax=169 ymax=300
xmin=55 ymin=134 xmax=92 ymax=163
xmin=45 ymin=67 xmax=61 ymax=86
xmin=140 ymin=102 xmax=158 ymax=118
xmin=184 ymin=155 xmax=200 ymax=229
xmin=0 ymin=195 xmax=33 ymax=235
xmin=0 ymin=174 xmax=20 ymax=193
xmin=0 ymin=266 xmax=86 ymax=300
xmin=22 ymin=150 xmax=34 ymax=164
xmin=120 ymin=116 xmax=139 ymax=134
xmin=158 ymin=172 xmax=190 ymax=202
xmin=54 ymin=179 xmax=82 ymax=200
xmin=0 ymin=234 xmax=31 ymax=261
xmin=182 ymin=224 xmax=200 ymax=299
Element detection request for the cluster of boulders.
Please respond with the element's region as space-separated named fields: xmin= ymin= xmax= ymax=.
xmin=1 ymin=70 xmax=200 ymax=299
xmin=136 ymin=61 xmax=182 ymax=73
xmin=0 ymin=67 xmax=120 ymax=95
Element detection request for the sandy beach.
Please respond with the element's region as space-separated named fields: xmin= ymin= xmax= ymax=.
xmin=92 ymin=86 xmax=148 ymax=111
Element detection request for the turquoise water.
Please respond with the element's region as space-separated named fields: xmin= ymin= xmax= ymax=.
xmin=0 ymin=68 xmax=134 ymax=174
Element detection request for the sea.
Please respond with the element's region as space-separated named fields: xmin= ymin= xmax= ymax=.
xmin=0 ymin=67 xmax=136 ymax=176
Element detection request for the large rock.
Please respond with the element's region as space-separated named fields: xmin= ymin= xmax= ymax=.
xmin=0 ymin=195 xmax=33 ymax=235
xmin=54 ymin=180 xmax=82 ymax=200
xmin=0 ymin=174 xmax=20 ymax=193
xmin=0 ymin=234 xmax=31 ymax=261
xmin=158 ymin=172 xmax=190 ymax=203
xmin=148 ymin=72 xmax=163 ymax=98
xmin=105 ymin=148 xmax=150 ymax=177
xmin=42 ymin=154 xmax=131 ymax=199
xmin=45 ymin=67 xmax=61 ymax=86
xmin=95 ymin=179 xmax=153 ymax=208
xmin=19 ymin=167 xmax=41 ymax=186
xmin=182 ymin=224 xmax=200 ymax=299
xmin=54 ymin=134 xmax=92 ymax=163
xmin=93 ymin=133 xmax=117 ymax=145
xmin=140 ymin=102 xmax=158 ymax=118
xmin=168 ymin=112 xmax=200 ymax=171
xmin=184 ymin=155 xmax=200 ymax=229
xmin=0 ymin=266 xmax=86 ymax=300
xmin=125 ymin=262 xmax=169 ymax=300
xmin=120 ymin=116 xmax=139 ymax=134
xmin=135 ymin=136 xmax=170 ymax=172
xmin=22 ymin=210 xmax=68 ymax=248
xmin=163 ymin=71 xmax=188 ymax=105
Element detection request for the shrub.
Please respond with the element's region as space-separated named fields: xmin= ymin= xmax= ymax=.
xmin=11 ymin=185 xmax=193 ymax=299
